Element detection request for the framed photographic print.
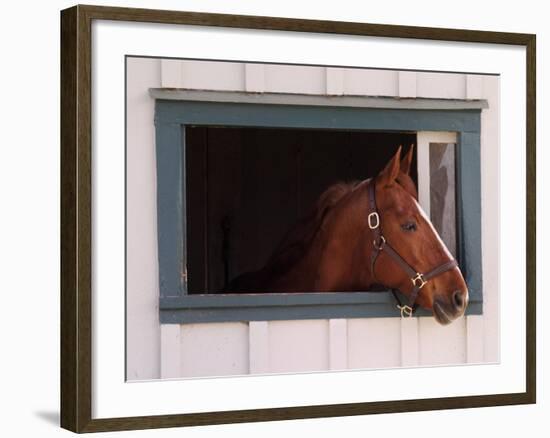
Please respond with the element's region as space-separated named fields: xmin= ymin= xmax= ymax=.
xmin=60 ymin=4 xmax=536 ymax=433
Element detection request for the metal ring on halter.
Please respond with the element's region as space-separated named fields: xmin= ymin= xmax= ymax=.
xmin=373 ymin=235 xmax=386 ymax=250
xmin=397 ymin=304 xmax=414 ymax=318
xmin=411 ymin=272 xmax=427 ymax=289
xmin=367 ymin=212 xmax=380 ymax=229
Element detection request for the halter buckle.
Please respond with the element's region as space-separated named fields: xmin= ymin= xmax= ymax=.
xmin=397 ymin=304 xmax=414 ymax=318
xmin=411 ymin=273 xmax=427 ymax=289
xmin=368 ymin=212 xmax=380 ymax=229
xmin=373 ymin=235 xmax=386 ymax=250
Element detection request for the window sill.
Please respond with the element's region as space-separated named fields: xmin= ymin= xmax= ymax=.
xmin=159 ymin=292 xmax=482 ymax=324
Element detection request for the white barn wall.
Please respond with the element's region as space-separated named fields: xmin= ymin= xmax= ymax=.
xmin=126 ymin=57 xmax=162 ymax=381
xmin=268 ymin=320 xmax=330 ymax=373
xmin=328 ymin=319 xmax=348 ymax=370
xmin=264 ymin=64 xmax=326 ymax=94
xmin=347 ymin=318 xmax=401 ymax=369
xmin=181 ymin=60 xmax=245 ymax=91
xmin=126 ymin=58 xmax=499 ymax=380
xmin=179 ymin=322 xmax=249 ymax=377
xmin=343 ymin=69 xmax=398 ymax=96
xmin=418 ymin=318 xmax=467 ymax=365
xmin=416 ymin=72 xmax=466 ymax=99
xmin=479 ymin=73 xmax=500 ymax=364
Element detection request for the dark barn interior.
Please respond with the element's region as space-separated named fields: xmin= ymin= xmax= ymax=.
xmin=185 ymin=126 xmax=417 ymax=294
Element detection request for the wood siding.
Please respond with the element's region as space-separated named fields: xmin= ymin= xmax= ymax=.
xmin=126 ymin=58 xmax=499 ymax=380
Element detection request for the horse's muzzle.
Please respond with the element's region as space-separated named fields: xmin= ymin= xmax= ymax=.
xmin=452 ymin=289 xmax=469 ymax=313
xmin=433 ymin=289 xmax=469 ymax=325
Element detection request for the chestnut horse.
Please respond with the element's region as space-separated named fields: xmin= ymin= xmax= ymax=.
xmin=226 ymin=147 xmax=468 ymax=325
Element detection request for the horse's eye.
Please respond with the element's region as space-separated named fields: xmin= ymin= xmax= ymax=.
xmin=401 ymin=221 xmax=417 ymax=232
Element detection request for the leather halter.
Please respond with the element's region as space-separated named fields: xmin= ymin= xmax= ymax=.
xmin=367 ymin=179 xmax=458 ymax=317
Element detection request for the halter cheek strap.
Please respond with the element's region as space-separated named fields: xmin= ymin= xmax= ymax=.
xmin=367 ymin=180 xmax=458 ymax=317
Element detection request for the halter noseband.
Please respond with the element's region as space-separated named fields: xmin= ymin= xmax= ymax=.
xmin=367 ymin=179 xmax=458 ymax=317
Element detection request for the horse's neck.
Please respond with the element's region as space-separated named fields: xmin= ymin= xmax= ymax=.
xmin=295 ymin=214 xmax=376 ymax=292
xmin=263 ymin=233 xmax=327 ymax=292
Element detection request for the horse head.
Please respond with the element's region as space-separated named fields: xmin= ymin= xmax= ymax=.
xmin=364 ymin=146 xmax=468 ymax=324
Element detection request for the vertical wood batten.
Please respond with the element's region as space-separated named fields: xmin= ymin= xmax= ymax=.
xmin=160 ymin=59 xmax=182 ymax=88
xmin=160 ymin=324 xmax=181 ymax=378
xmin=328 ymin=319 xmax=348 ymax=370
xmin=249 ymin=321 xmax=269 ymax=374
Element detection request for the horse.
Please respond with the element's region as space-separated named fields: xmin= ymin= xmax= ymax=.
xmin=225 ymin=146 xmax=469 ymax=325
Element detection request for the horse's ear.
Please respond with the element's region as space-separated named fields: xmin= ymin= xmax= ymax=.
xmin=378 ymin=146 xmax=402 ymax=187
xmin=400 ymin=144 xmax=414 ymax=175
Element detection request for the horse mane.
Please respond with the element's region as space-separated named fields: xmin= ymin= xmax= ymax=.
xmin=262 ymin=181 xmax=361 ymax=276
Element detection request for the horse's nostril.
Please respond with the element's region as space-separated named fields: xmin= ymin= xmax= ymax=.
xmin=452 ymin=290 xmax=466 ymax=309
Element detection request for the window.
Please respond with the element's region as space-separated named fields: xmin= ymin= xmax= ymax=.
xmin=186 ymin=126 xmax=417 ymax=295
xmin=417 ymin=132 xmax=459 ymax=259
xmin=152 ymin=90 xmax=484 ymax=323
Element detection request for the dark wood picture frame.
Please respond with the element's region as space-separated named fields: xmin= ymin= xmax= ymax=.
xmin=60 ymin=4 xmax=536 ymax=433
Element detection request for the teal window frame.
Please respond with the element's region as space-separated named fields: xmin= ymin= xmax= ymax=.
xmin=152 ymin=96 xmax=483 ymax=324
